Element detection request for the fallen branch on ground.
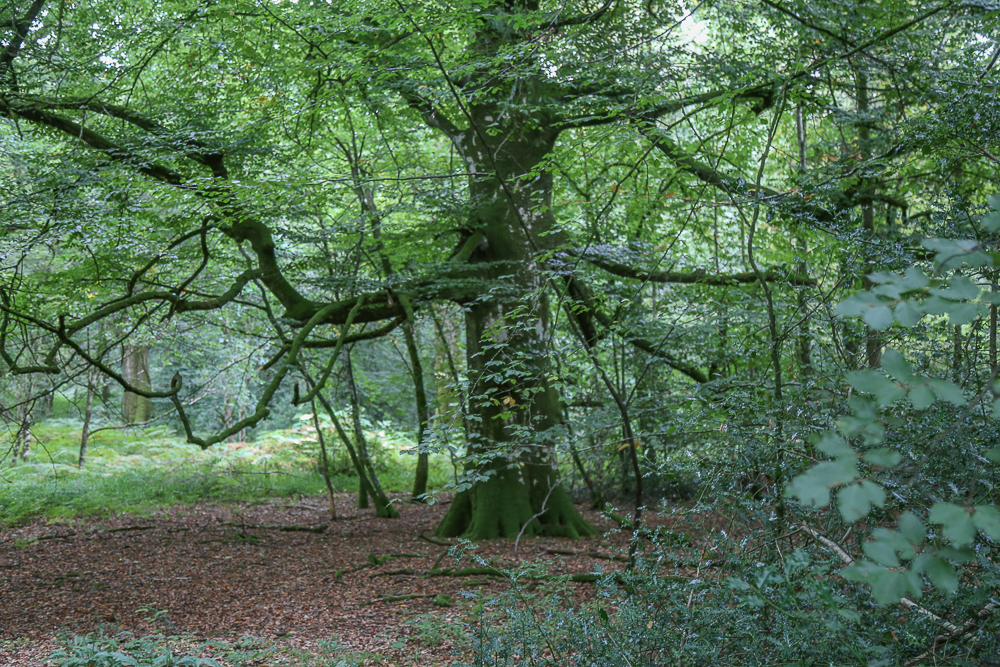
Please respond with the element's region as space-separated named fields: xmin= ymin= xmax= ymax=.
xmin=224 ymin=522 xmax=327 ymax=533
xmin=419 ymin=533 xmax=454 ymax=546
xmin=369 ymin=568 xmax=415 ymax=577
xmin=367 ymin=593 xmax=436 ymax=603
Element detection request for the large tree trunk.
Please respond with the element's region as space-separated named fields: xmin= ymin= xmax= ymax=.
xmin=122 ymin=345 xmax=153 ymax=424
xmin=434 ymin=116 xmax=593 ymax=539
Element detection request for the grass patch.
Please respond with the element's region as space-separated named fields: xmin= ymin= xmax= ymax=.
xmin=0 ymin=415 xmax=454 ymax=526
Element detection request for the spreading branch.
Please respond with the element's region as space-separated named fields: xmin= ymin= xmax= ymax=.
xmin=571 ymin=251 xmax=817 ymax=286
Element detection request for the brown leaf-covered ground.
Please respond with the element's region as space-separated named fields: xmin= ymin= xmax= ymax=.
xmin=0 ymin=495 xmax=641 ymax=666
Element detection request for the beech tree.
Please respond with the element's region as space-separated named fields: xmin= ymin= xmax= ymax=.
xmin=0 ymin=0 xmax=988 ymax=539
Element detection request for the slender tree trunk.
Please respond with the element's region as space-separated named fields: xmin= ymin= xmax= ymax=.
xmin=795 ymin=103 xmax=812 ymax=375
xmin=991 ymin=285 xmax=997 ymax=375
xmin=122 ymin=345 xmax=153 ymax=423
xmin=13 ymin=412 xmax=30 ymax=462
xmin=343 ymin=348 xmax=399 ymax=518
xmin=953 ymin=325 xmax=963 ymax=383
xmin=308 ymin=393 xmax=337 ymax=521
xmin=341 ymin=144 xmax=433 ymax=502
xmin=857 ymin=67 xmax=881 ymax=369
xmin=402 ymin=320 xmax=431 ymax=500
xmin=432 ymin=310 xmax=466 ymax=481
xmin=79 ymin=370 xmax=95 ymax=468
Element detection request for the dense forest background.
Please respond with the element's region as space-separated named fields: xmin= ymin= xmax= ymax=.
xmin=3 ymin=0 xmax=1000 ymax=664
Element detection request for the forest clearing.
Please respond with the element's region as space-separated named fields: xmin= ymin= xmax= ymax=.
xmin=3 ymin=0 xmax=1000 ymax=664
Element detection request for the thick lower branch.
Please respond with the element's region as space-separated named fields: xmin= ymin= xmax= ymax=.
xmin=572 ymin=251 xmax=817 ymax=286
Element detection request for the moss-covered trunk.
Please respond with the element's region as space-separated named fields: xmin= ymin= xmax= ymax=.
xmin=434 ymin=108 xmax=593 ymax=540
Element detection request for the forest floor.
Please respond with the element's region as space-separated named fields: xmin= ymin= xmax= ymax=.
xmin=0 ymin=495 xmax=663 ymax=666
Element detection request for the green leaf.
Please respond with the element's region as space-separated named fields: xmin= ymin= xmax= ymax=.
xmin=881 ymin=349 xmax=914 ymax=382
xmin=947 ymin=302 xmax=983 ymax=326
xmin=894 ymin=301 xmax=923 ymax=327
xmin=814 ymin=432 xmax=854 ymax=458
xmin=908 ymin=384 xmax=935 ymax=410
xmin=863 ymin=305 xmax=894 ymax=330
xmin=870 ymin=570 xmax=921 ymax=605
xmin=938 ymin=546 xmax=976 ymax=562
xmin=863 ymin=448 xmax=901 ymax=467
xmin=927 ymin=379 xmax=966 ymax=406
xmin=863 ymin=538 xmax=900 ymax=567
xmin=842 ymin=560 xmax=884 ymax=583
xmin=924 ymin=556 xmax=958 ymax=595
xmin=786 ymin=459 xmax=859 ymax=508
xmin=898 ymin=512 xmax=925 ymax=545
xmin=973 ymin=505 xmax=1000 ymax=540
xmin=847 ymin=371 xmax=906 ymax=406
xmin=944 ymin=275 xmax=982 ymax=301
xmin=835 ymin=292 xmax=879 ymax=317
xmin=986 ymin=446 xmax=1000 ymax=462
xmin=929 ymin=502 xmax=976 ymax=546
xmin=838 ymin=481 xmax=885 ymax=523
xmin=899 ymin=266 xmax=930 ymax=291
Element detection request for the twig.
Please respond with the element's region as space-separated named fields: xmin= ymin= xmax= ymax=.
xmin=515 ymin=481 xmax=556 ymax=556
xmin=801 ymin=526 xmax=958 ymax=632
xmin=366 ymin=593 xmax=438 ymax=604
xmin=904 ymin=604 xmax=999 ymax=666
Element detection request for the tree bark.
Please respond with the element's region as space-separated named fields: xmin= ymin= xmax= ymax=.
xmin=433 ymin=111 xmax=593 ymax=539
xmin=403 ymin=320 xmax=431 ymax=500
xmin=343 ymin=347 xmax=399 ymax=518
xmin=122 ymin=345 xmax=153 ymax=423
xmin=79 ymin=369 xmax=95 ymax=468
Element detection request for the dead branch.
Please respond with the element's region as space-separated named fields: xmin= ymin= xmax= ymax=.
xmin=369 ymin=568 xmax=415 ymax=577
xmin=223 ymin=522 xmax=327 ymax=533
xmin=904 ymin=604 xmax=999 ymax=666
